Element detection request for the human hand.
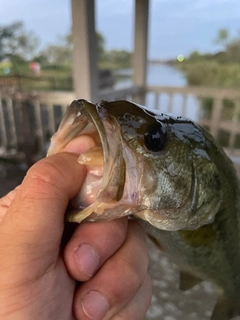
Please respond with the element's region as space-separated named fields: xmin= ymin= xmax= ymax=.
xmin=0 ymin=136 xmax=152 ymax=320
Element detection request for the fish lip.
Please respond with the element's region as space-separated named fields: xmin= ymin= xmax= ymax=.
xmin=47 ymin=99 xmax=108 ymax=156
xmin=81 ymin=100 xmax=126 ymax=203
xmin=77 ymin=100 xmax=110 ymax=159
xmin=48 ymin=99 xmax=128 ymax=222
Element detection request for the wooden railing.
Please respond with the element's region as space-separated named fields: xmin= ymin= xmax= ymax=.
xmin=1 ymin=85 xmax=240 ymax=165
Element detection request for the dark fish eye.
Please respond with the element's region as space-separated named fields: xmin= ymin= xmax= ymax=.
xmin=144 ymin=124 xmax=167 ymax=152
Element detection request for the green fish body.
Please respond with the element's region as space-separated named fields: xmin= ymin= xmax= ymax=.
xmin=48 ymin=99 xmax=240 ymax=319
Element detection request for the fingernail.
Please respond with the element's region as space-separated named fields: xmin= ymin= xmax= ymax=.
xmin=75 ymin=244 xmax=99 ymax=276
xmin=81 ymin=291 xmax=109 ymax=320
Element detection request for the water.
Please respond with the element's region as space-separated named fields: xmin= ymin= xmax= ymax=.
xmin=147 ymin=63 xmax=186 ymax=87
xmin=115 ymin=63 xmax=199 ymax=121
xmin=115 ymin=63 xmax=186 ymax=89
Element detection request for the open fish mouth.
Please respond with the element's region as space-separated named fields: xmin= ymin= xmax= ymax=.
xmin=47 ymin=99 xmax=138 ymax=223
xmin=47 ymin=99 xmax=223 ymax=231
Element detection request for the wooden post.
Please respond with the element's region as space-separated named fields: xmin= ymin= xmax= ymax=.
xmin=182 ymin=95 xmax=187 ymax=116
xmin=71 ymin=0 xmax=99 ymax=103
xmin=6 ymin=97 xmax=17 ymax=148
xmin=229 ymin=100 xmax=240 ymax=150
xmin=0 ymin=95 xmax=7 ymax=148
xmin=154 ymin=92 xmax=159 ymax=110
xmin=133 ymin=0 xmax=149 ymax=105
xmin=33 ymin=100 xmax=45 ymax=154
xmin=48 ymin=105 xmax=56 ymax=136
xmin=211 ymin=97 xmax=223 ymax=139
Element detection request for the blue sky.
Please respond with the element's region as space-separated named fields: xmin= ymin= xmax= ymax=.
xmin=0 ymin=0 xmax=239 ymax=59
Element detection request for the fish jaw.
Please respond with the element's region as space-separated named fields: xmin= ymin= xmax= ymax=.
xmin=47 ymin=99 xmax=141 ymax=223
xmin=47 ymin=100 xmax=92 ymax=156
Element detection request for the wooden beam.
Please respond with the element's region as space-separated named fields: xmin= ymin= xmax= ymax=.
xmin=133 ymin=0 xmax=149 ymax=105
xmin=71 ymin=0 xmax=99 ymax=102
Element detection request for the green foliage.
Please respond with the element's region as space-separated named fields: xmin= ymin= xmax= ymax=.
xmin=182 ymin=61 xmax=240 ymax=88
xmin=0 ymin=72 xmax=73 ymax=91
xmin=0 ymin=20 xmax=132 ymax=72
xmin=0 ymin=21 xmax=39 ymax=61
xmin=97 ymin=32 xmax=105 ymax=62
xmin=38 ymin=45 xmax=72 ymax=67
xmin=186 ymin=28 xmax=240 ymax=65
xmin=37 ymin=30 xmax=131 ymax=70
xmin=178 ymin=28 xmax=240 ymax=89
xmin=214 ymin=28 xmax=229 ymax=46
xmin=103 ymin=50 xmax=132 ymax=69
xmin=225 ymin=39 xmax=240 ymax=64
xmin=178 ymin=28 xmax=240 ymax=149
xmin=0 ymin=21 xmax=132 ymax=91
xmin=186 ymin=51 xmax=220 ymax=63
xmin=36 ymin=31 xmax=72 ymax=68
xmin=10 ymin=56 xmax=29 ymax=73
xmin=188 ymin=51 xmax=201 ymax=61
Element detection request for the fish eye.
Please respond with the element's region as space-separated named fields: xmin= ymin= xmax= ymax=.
xmin=144 ymin=124 xmax=167 ymax=152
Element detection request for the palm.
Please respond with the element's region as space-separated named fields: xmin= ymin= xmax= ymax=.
xmin=0 ymin=193 xmax=75 ymax=319
xmin=38 ymin=257 xmax=76 ymax=320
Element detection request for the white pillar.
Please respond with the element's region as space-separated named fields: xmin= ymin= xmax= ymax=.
xmin=71 ymin=0 xmax=99 ymax=102
xmin=133 ymin=0 xmax=149 ymax=105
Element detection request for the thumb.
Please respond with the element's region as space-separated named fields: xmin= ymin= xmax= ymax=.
xmin=0 ymin=153 xmax=86 ymax=279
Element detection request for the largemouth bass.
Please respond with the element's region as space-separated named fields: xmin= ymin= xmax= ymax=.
xmin=48 ymin=99 xmax=240 ymax=320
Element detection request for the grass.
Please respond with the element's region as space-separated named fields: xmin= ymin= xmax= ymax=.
xmin=0 ymin=67 xmax=73 ymax=91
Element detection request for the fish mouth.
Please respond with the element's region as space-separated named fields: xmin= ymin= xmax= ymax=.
xmin=48 ymin=99 xmax=137 ymax=223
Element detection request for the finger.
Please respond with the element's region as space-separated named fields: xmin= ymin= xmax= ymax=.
xmin=64 ymin=217 xmax=128 ymax=281
xmin=0 ymin=153 xmax=86 ymax=245
xmin=111 ymin=274 xmax=152 ymax=320
xmin=64 ymin=135 xmax=96 ymax=154
xmin=0 ymin=186 xmax=20 ymax=222
xmin=0 ymin=132 xmax=96 ymax=240
xmin=0 ymin=134 xmax=94 ymax=256
xmin=0 ymin=152 xmax=88 ymax=288
xmin=73 ymin=221 xmax=149 ymax=320
xmin=0 ymin=133 xmax=96 ymax=281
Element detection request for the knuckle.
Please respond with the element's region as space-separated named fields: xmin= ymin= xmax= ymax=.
xmin=23 ymin=158 xmax=68 ymax=198
xmin=122 ymin=258 xmax=141 ymax=287
xmin=110 ymin=258 xmax=141 ymax=301
xmin=28 ymin=159 xmax=62 ymax=185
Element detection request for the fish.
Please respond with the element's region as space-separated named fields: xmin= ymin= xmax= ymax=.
xmin=48 ymin=99 xmax=240 ymax=320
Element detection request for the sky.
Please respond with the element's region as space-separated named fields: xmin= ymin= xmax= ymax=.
xmin=0 ymin=0 xmax=239 ymax=59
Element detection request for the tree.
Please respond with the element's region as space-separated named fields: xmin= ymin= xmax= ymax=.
xmin=225 ymin=38 xmax=240 ymax=64
xmin=97 ymin=32 xmax=105 ymax=62
xmin=214 ymin=28 xmax=229 ymax=47
xmin=38 ymin=31 xmax=106 ymax=67
xmin=213 ymin=28 xmax=240 ymax=64
xmin=104 ymin=49 xmax=132 ymax=68
xmin=0 ymin=21 xmax=39 ymax=61
xmin=189 ymin=50 xmax=201 ymax=61
xmin=39 ymin=44 xmax=72 ymax=67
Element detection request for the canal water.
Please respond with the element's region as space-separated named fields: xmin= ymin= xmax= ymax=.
xmin=115 ymin=63 xmax=199 ymax=121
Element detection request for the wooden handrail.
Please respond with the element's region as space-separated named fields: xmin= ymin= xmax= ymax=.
xmin=1 ymin=85 xmax=240 ymax=164
xmin=147 ymin=85 xmax=240 ymax=99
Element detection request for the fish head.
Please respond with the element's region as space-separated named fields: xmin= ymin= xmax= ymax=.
xmin=48 ymin=99 xmax=222 ymax=231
